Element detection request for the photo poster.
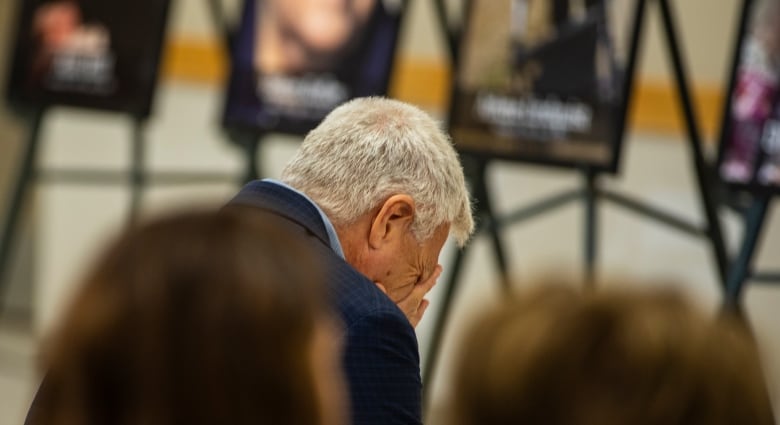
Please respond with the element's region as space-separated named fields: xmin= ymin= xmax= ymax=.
xmin=221 ymin=0 xmax=407 ymax=136
xmin=5 ymin=0 xmax=172 ymax=118
xmin=717 ymin=0 xmax=780 ymax=193
xmin=449 ymin=0 xmax=634 ymax=171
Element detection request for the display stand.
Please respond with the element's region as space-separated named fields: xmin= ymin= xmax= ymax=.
xmin=0 ymin=109 xmax=242 ymax=311
xmin=0 ymin=0 xmax=251 ymax=309
xmin=213 ymin=0 xmax=408 ymax=183
xmin=0 ymin=109 xmax=45 ymax=309
xmin=226 ymin=130 xmax=265 ymax=183
xmin=723 ymin=195 xmax=779 ymax=309
xmin=0 ymin=111 xmax=131 ymax=308
xmin=206 ymin=0 xmax=265 ymax=182
xmin=207 ymin=0 xmax=235 ymax=51
xmin=423 ymin=0 xmax=730 ymax=408
xmin=714 ymin=0 xmax=780 ymax=311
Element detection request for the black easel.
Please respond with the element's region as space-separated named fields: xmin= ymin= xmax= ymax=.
xmin=0 ymin=108 xmax=243 ymax=311
xmin=0 ymin=110 xmax=155 ymax=310
xmin=229 ymin=131 xmax=264 ymax=183
xmin=0 ymin=0 xmax=250 ymax=309
xmin=723 ymin=195 xmax=779 ymax=309
xmin=207 ymin=0 xmax=267 ymax=183
xmin=423 ymin=0 xmax=730 ymax=408
xmin=207 ymin=0 xmax=235 ymax=50
xmin=714 ymin=0 xmax=780 ymax=310
xmin=0 ymin=109 xmax=45 ymax=307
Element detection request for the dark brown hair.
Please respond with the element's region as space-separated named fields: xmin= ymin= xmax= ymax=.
xmin=452 ymin=284 xmax=774 ymax=425
xmin=33 ymin=209 xmax=330 ymax=425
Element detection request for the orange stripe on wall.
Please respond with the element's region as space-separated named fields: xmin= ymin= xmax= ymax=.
xmin=162 ymin=37 xmax=227 ymax=83
xmin=162 ymin=37 xmax=725 ymax=140
xmin=629 ymin=80 xmax=724 ymax=141
xmin=160 ymin=37 xmax=454 ymax=105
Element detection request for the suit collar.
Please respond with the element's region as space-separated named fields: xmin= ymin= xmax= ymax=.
xmin=228 ymin=180 xmax=332 ymax=248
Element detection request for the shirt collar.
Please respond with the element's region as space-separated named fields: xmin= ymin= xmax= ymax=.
xmin=261 ymin=179 xmax=345 ymax=260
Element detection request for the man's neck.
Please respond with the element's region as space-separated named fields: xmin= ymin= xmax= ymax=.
xmin=334 ymin=216 xmax=373 ymax=277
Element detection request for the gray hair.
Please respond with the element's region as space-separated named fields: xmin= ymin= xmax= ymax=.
xmin=281 ymin=97 xmax=474 ymax=246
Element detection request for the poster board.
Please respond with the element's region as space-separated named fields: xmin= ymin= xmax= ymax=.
xmin=5 ymin=0 xmax=171 ymax=118
xmin=448 ymin=0 xmax=636 ymax=172
xmin=221 ymin=0 xmax=407 ymax=136
xmin=717 ymin=0 xmax=780 ymax=194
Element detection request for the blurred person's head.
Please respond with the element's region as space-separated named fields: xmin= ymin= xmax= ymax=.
xmin=31 ymin=209 xmax=347 ymax=425
xmin=451 ymin=284 xmax=774 ymax=425
xmin=257 ymin=0 xmax=377 ymax=73
xmin=281 ymin=97 xmax=473 ymax=310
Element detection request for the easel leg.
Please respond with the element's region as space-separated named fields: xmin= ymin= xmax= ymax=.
xmin=484 ymin=204 xmax=511 ymax=291
xmin=0 ymin=109 xmax=45 ymax=306
xmin=423 ymin=158 xmax=511 ymax=410
xmin=128 ymin=119 xmax=146 ymax=227
xmin=206 ymin=0 xmax=234 ymax=50
xmin=657 ymin=0 xmax=729 ymax=286
xmin=724 ymin=197 xmax=770 ymax=309
xmin=471 ymin=160 xmax=511 ymax=290
xmin=422 ymin=157 xmax=511 ymax=412
xmin=242 ymin=137 xmax=262 ymax=183
xmin=422 ymin=244 xmax=468 ymax=412
xmin=433 ymin=0 xmax=458 ymax=62
xmin=583 ymin=170 xmax=598 ymax=286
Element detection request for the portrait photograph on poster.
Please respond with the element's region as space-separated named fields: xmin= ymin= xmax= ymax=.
xmin=5 ymin=0 xmax=171 ymax=117
xmin=718 ymin=0 xmax=780 ymax=193
xmin=449 ymin=0 xmax=636 ymax=171
xmin=222 ymin=0 xmax=406 ymax=136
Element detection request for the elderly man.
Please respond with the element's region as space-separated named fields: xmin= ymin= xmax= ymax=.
xmin=229 ymin=97 xmax=474 ymax=425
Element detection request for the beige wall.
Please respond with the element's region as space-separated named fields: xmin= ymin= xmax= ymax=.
xmin=640 ymin=0 xmax=740 ymax=84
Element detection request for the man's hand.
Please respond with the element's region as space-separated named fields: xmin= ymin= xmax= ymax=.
xmin=375 ymin=265 xmax=442 ymax=328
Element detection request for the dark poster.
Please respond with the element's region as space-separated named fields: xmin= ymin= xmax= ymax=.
xmin=718 ymin=0 xmax=780 ymax=192
xmin=5 ymin=0 xmax=171 ymax=117
xmin=222 ymin=0 xmax=406 ymax=136
xmin=449 ymin=0 xmax=633 ymax=171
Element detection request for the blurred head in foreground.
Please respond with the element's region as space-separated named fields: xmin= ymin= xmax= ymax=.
xmin=31 ymin=209 xmax=347 ymax=425
xmin=451 ymin=284 xmax=774 ymax=425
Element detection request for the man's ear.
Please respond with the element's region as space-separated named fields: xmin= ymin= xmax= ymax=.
xmin=368 ymin=194 xmax=415 ymax=249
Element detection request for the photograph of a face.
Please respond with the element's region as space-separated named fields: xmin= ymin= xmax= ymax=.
xmin=450 ymin=0 xmax=633 ymax=170
xmin=5 ymin=0 xmax=171 ymax=117
xmin=718 ymin=0 xmax=780 ymax=191
xmin=222 ymin=0 xmax=405 ymax=136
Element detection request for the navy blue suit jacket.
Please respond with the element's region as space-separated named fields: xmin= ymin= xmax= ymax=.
xmin=229 ymin=180 xmax=423 ymax=425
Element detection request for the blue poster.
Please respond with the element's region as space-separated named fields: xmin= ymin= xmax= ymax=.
xmin=222 ymin=0 xmax=406 ymax=136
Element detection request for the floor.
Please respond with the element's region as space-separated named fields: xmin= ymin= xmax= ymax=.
xmin=0 ymin=82 xmax=778 ymax=425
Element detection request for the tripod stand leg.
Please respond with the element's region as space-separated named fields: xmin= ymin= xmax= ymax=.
xmin=657 ymin=0 xmax=729 ymax=287
xmin=422 ymin=244 xmax=468 ymax=412
xmin=0 ymin=109 xmax=45 ymax=307
xmin=206 ymin=0 xmax=234 ymax=51
xmin=483 ymin=197 xmax=511 ymax=291
xmin=242 ymin=136 xmax=262 ymax=183
xmin=583 ymin=170 xmax=598 ymax=286
xmin=433 ymin=0 xmax=458 ymax=63
xmin=422 ymin=157 xmax=511 ymax=412
xmin=128 ymin=119 xmax=146 ymax=227
xmin=471 ymin=160 xmax=511 ymax=290
xmin=725 ymin=197 xmax=770 ymax=309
